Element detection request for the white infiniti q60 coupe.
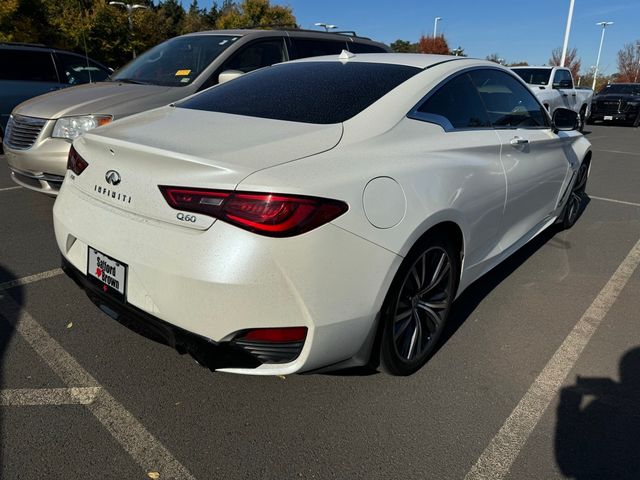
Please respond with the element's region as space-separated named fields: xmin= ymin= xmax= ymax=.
xmin=53 ymin=53 xmax=591 ymax=376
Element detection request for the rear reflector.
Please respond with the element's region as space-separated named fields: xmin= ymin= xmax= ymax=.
xmin=239 ymin=327 xmax=307 ymax=343
xmin=67 ymin=145 xmax=88 ymax=175
xmin=159 ymin=186 xmax=348 ymax=237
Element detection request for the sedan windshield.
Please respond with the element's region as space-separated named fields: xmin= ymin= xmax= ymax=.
xmin=178 ymin=61 xmax=421 ymax=124
xmin=512 ymin=68 xmax=552 ymax=86
xmin=112 ymin=35 xmax=239 ymax=87
xmin=598 ymin=84 xmax=640 ymax=96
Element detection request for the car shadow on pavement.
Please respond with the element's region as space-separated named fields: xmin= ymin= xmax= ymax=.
xmin=0 ymin=264 xmax=24 ymax=472
xmin=439 ymin=194 xmax=590 ymax=356
xmin=555 ymin=347 xmax=640 ymax=479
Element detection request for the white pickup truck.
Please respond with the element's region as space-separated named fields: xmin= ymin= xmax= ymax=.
xmin=511 ymin=66 xmax=592 ymax=130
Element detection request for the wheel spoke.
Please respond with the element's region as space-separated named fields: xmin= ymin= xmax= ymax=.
xmin=417 ymin=301 xmax=441 ymax=333
xmin=406 ymin=318 xmax=419 ymax=359
xmin=419 ymin=254 xmax=450 ymax=296
xmin=410 ymin=265 xmax=422 ymax=290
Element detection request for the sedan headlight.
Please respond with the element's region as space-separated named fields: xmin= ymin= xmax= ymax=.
xmin=52 ymin=115 xmax=113 ymax=140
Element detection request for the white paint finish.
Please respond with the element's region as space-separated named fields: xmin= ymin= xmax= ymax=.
xmin=590 ymin=195 xmax=640 ymax=208
xmin=465 ymin=237 xmax=640 ymax=480
xmin=52 ymin=55 xmax=591 ymax=374
xmin=362 ymin=177 xmax=406 ymax=229
xmin=0 ymin=387 xmax=100 ymax=406
xmin=0 ymin=294 xmax=195 ymax=479
xmin=0 ymin=268 xmax=63 ymax=291
xmin=0 ymin=186 xmax=21 ymax=192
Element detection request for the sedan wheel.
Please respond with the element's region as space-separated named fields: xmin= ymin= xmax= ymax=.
xmin=562 ymin=160 xmax=589 ymax=229
xmin=380 ymin=234 xmax=458 ymax=375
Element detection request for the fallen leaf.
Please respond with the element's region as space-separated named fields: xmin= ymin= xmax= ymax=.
xmin=66 ymin=322 xmax=73 ymax=329
xmin=277 ymin=375 xmax=286 ymax=380
xmin=147 ymin=472 xmax=160 ymax=479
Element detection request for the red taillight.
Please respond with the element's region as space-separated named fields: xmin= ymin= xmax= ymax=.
xmin=67 ymin=146 xmax=88 ymax=175
xmin=159 ymin=186 xmax=348 ymax=237
xmin=240 ymin=327 xmax=307 ymax=343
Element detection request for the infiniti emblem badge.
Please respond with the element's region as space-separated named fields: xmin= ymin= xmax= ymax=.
xmin=105 ymin=170 xmax=121 ymax=186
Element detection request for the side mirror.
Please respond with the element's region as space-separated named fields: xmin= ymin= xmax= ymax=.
xmin=218 ymin=70 xmax=244 ymax=84
xmin=552 ymin=108 xmax=579 ymax=132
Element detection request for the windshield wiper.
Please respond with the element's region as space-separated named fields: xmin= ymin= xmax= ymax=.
xmin=113 ymin=78 xmax=151 ymax=85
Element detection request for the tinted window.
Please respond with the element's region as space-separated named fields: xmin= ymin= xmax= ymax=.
xmin=416 ymin=74 xmax=491 ymax=129
xmin=222 ymin=39 xmax=285 ymax=73
xmin=112 ymin=35 xmax=238 ymax=87
xmin=512 ymin=68 xmax=552 ymax=86
xmin=0 ymin=50 xmax=58 ymax=82
xmin=348 ymin=43 xmax=388 ymax=54
xmin=598 ymin=84 xmax=640 ymax=95
xmin=179 ymin=62 xmax=420 ymax=124
xmin=553 ymin=69 xmax=573 ymax=88
xmin=290 ymin=39 xmax=348 ymax=59
xmin=469 ymin=69 xmax=549 ymax=128
xmin=55 ymin=53 xmax=110 ymax=85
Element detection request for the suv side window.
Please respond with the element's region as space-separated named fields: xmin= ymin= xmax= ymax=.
xmin=413 ymin=73 xmax=491 ymax=130
xmin=347 ymin=43 xmax=388 ymax=53
xmin=55 ymin=53 xmax=110 ymax=85
xmin=222 ymin=39 xmax=286 ymax=73
xmin=0 ymin=49 xmax=58 ymax=83
xmin=289 ymin=38 xmax=348 ymax=59
xmin=469 ymin=69 xmax=550 ymax=128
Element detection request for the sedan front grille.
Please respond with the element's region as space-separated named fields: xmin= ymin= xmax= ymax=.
xmin=4 ymin=115 xmax=47 ymax=150
xmin=596 ymin=101 xmax=624 ymax=114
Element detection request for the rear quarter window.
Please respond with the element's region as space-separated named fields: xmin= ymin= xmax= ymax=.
xmin=0 ymin=49 xmax=58 ymax=83
xmin=178 ymin=62 xmax=420 ymax=124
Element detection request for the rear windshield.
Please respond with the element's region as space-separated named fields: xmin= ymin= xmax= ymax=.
xmin=512 ymin=68 xmax=552 ymax=86
xmin=178 ymin=61 xmax=421 ymax=124
xmin=598 ymin=84 xmax=640 ymax=95
xmin=112 ymin=35 xmax=238 ymax=87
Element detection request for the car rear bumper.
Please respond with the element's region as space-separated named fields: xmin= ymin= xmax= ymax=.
xmin=53 ymin=181 xmax=401 ymax=374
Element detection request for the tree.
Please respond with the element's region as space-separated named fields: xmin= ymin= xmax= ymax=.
xmin=390 ymin=39 xmax=418 ymax=53
xmin=549 ymin=47 xmax=581 ymax=81
xmin=215 ymin=0 xmax=296 ymax=29
xmin=508 ymin=61 xmax=529 ymax=67
xmin=181 ymin=0 xmax=208 ymax=34
xmin=486 ymin=53 xmax=503 ymax=64
xmin=417 ymin=34 xmax=449 ymax=55
xmin=450 ymin=46 xmax=466 ymax=57
xmin=616 ymin=41 xmax=640 ymax=83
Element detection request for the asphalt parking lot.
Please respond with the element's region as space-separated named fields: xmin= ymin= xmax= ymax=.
xmin=1 ymin=124 xmax=639 ymax=479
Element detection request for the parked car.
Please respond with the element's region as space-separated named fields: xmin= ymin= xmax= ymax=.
xmin=54 ymin=53 xmax=591 ymax=376
xmin=3 ymin=29 xmax=389 ymax=195
xmin=0 ymin=42 xmax=110 ymax=149
xmin=588 ymin=83 xmax=640 ymax=126
xmin=511 ymin=66 xmax=592 ymax=130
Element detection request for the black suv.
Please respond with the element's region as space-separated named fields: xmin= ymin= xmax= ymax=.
xmin=589 ymin=83 xmax=640 ymax=127
xmin=0 ymin=42 xmax=111 ymax=142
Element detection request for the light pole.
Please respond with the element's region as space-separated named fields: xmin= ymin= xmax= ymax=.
xmin=560 ymin=0 xmax=575 ymax=66
xmin=433 ymin=17 xmax=442 ymax=37
xmin=108 ymin=2 xmax=149 ymax=58
xmin=634 ymin=44 xmax=640 ymax=83
xmin=314 ymin=22 xmax=336 ymax=32
xmin=592 ymin=21 xmax=613 ymax=91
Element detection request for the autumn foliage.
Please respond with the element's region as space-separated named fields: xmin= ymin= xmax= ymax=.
xmin=418 ymin=34 xmax=450 ymax=55
xmin=549 ymin=47 xmax=581 ymax=82
xmin=616 ymin=42 xmax=640 ymax=83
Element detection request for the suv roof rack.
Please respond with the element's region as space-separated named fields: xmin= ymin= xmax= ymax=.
xmin=238 ymin=25 xmax=370 ymax=40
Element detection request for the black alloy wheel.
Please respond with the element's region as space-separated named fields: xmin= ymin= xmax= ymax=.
xmin=562 ymin=160 xmax=589 ymax=229
xmin=380 ymin=233 xmax=458 ymax=376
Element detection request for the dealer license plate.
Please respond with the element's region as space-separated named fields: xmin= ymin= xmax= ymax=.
xmin=87 ymin=247 xmax=127 ymax=298
xmin=604 ymin=115 xmax=613 ymax=121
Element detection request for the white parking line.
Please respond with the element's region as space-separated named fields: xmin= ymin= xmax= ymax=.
xmin=590 ymin=195 xmax=640 ymax=208
xmin=1 ymin=387 xmax=100 ymax=406
xmin=0 ymin=293 xmax=196 ymax=479
xmin=0 ymin=268 xmax=63 ymax=291
xmin=0 ymin=186 xmax=21 ymax=193
xmin=464 ymin=237 xmax=640 ymax=480
xmin=594 ymin=148 xmax=640 ymax=157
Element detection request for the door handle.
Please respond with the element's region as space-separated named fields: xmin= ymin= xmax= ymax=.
xmin=571 ymin=93 xmax=577 ymax=97
xmin=510 ymin=137 xmax=529 ymax=146
xmin=562 ymin=93 xmax=569 ymax=97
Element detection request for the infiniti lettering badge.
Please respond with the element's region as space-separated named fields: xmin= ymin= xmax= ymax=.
xmin=105 ymin=170 xmax=121 ymax=185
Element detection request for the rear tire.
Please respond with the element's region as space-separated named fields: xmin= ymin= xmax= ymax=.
xmin=561 ymin=159 xmax=589 ymax=230
xmin=379 ymin=232 xmax=459 ymax=376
